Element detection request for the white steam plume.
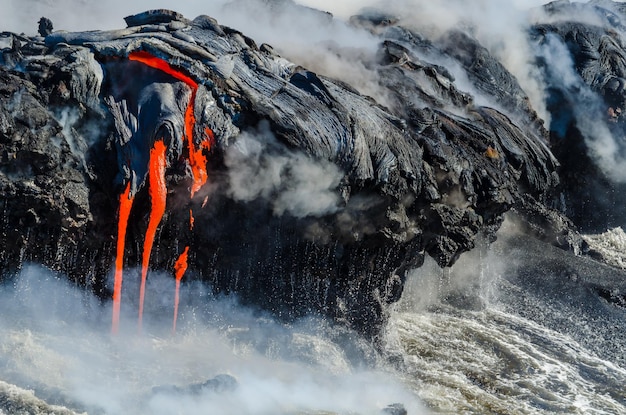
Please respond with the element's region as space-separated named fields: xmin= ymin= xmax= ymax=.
xmin=0 ymin=265 xmax=429 ymax=414
xmin=224 ymin=121 xmax=344 ymax=218
xmin=354 ymin=0 xmax=553 ymax=125
xmin=537 ymin=33 xmax=626 ymax=183
xmin=1 ymin=0 xmax=596 ymax=35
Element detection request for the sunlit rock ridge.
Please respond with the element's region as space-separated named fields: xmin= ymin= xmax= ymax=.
xmin=1 ymin=1 xmax=624 ymax=339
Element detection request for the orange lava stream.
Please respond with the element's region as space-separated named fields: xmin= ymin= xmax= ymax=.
xmin=172 ymin=246 xmax=190 ymax=333
xmin=138 ymin=140 xmax=168 ymax=332
xmin=129 ymin=51 xmax=198 ymax=89
xmin=112 ymin=182 xmax=135 ymax=334
xmin=130 ymin=50 xmax=212 ymax=199
xmin=184 ymin=93 xmax=213 ymax=197
xmin=113 ymin=50 xmax=215 ymax=334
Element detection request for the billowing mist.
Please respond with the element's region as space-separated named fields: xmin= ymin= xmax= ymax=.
xmin=536 ymin=32 xmax=626 ymax=182
xmin=0 ymin=265 xmax=427 ymax=414
xmin=224 ymin=121 xmax=343 ymax=218
xmin=1 ymin=0 xmax=619 ymax=129
xmin=4 ymin=1 xmax=544 ymax=112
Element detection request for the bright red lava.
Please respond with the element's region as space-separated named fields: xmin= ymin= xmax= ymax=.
xmin=112 ymin=50 xmax=214 ymax=334
xmin=129 ymin=51 xmax=198 ymax=89
xmin=129 ymin=50 xmax=212 ymax=198
xmin=138 ymin=140 xmax=168 ymax=332
xmin=173 ymin=246 xmax=190 ymax=333
xmin=112 ymin=182 xmax=135 ymax=334
xmin=185 ymin=95 xmax=214 ymax=197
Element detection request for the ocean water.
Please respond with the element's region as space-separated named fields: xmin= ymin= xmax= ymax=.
xmin=388 ymin=224 xmax=626 ymax=414
xmin=1 ymin=223 xmax=626 ymax=414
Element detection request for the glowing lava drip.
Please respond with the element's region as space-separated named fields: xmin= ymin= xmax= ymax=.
xmin=138 ymin=140 xmax=168 ymax=332
xmin=173 ymin=246 xmax=189 ymax=333
xmin=111 ymin=51 xmax=213 ymax=334
xmin=112 ymin=182 xmax=135 ymax=334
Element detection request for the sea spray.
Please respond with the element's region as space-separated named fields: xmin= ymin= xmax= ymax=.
xmin=0 ymin=265 xmax=428 ymax=415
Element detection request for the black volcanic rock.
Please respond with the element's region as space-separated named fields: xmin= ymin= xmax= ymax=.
xmin=124 ymin=9 xmax=189 ymax=27
xmin=533 ymin=0 xmax=626 ymax=232
xmin=381 ymin=403 xmax=408 ymax=415
xmin=0 ymin=6 xmax=577 ymax=339
xmin=152 ymin=374 xmax=238 ymax=397
xmin=0 ymin=66 xmax=92 ymax=277
xmin=38 ymin=17 xmax=53 ymax=37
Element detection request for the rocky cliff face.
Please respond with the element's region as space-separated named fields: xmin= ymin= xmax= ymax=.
xmin=532 ymin=0 xmax=626 ymax=232
xmin=1 ymin=1 xmax=622 ymax=339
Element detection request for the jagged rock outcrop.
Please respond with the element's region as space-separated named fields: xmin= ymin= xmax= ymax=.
xmin=0 ymin=67 xmax=93 ymax=277
xmin=0 ymin=5 xmax=569 ymax=339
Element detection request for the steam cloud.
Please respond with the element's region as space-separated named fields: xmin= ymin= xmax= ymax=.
xmin=0 ymin=0 xmax=568 ymax=118
xmin=0 ymin=0 xmax=608 ymax=128
xmin=224 ymin=121 xmax=343 ymax=218
xmin=0 ymin=265 xmax=428 ymax=414
xmin=537 ymin=33 xmax=626 ymax=183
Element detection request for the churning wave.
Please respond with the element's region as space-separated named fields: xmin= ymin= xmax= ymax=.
xmin=385 ymin=222 xmax=626 ymax=414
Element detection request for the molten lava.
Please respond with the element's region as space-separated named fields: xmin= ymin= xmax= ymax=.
xmin=172 ymin=246 xmax=189 ymax=333
xmin=111 ymin=50 xmax=214 ymax=334
xmin=184 ymin=98 xmax=214 ymax=197
xmin=138 ymin=140 xmax=168 ymax=331
xmin=129 ymin=50 xmax=211 ymax=198
xmin=128 ymin=51 xmax=198 ymax=89
xmin=112 ymin=182 xmax=135 ymax=334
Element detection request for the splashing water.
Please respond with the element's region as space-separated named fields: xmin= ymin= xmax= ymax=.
xmin=582 ymin=227 xmax=626 ymax=270
xmin=387 ymin=230 xmax=626 ymax=414
xmin=0 ymin=266 xmax=428 ymax=415
xmin=112 ymin=51 xmax=214 ymax=334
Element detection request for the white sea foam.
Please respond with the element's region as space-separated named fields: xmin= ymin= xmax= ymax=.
xmin=387 ymin=305 xmax=626 ymax=414
xmin=384 ymin=227 xmax=626 ymax=414
xmin=583 ymin=227 xmax=626 ymax=270
xmin=0 ymin=379 xmax=84 ymax=415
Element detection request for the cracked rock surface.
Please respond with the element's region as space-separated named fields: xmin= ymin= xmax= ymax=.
xmin=0 ymin=3 xmax=600 ymax=338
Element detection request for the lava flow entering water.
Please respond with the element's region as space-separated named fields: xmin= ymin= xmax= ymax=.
xmin=138 ymin=140 xmax=168 ymax=332
xmin=112 ymin=51 xmax=213 ymax=334
xmin=173 ymin=246 xmax=190 ymax=333
xmin=112 ymin=182 xmax=135 ymax=334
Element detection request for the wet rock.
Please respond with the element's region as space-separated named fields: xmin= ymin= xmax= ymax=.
xmin=0 ymin=67 xmax=92 ymax=279
xmin=37 ymin=17 xmax=53 ymax=37
xmin=0 ymin=5 xmax=583 ymax=339
xmin=152 ymin=374 xmax=238 ymax=396
xmin=381 ymin=403 xmax=408 ymax=415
